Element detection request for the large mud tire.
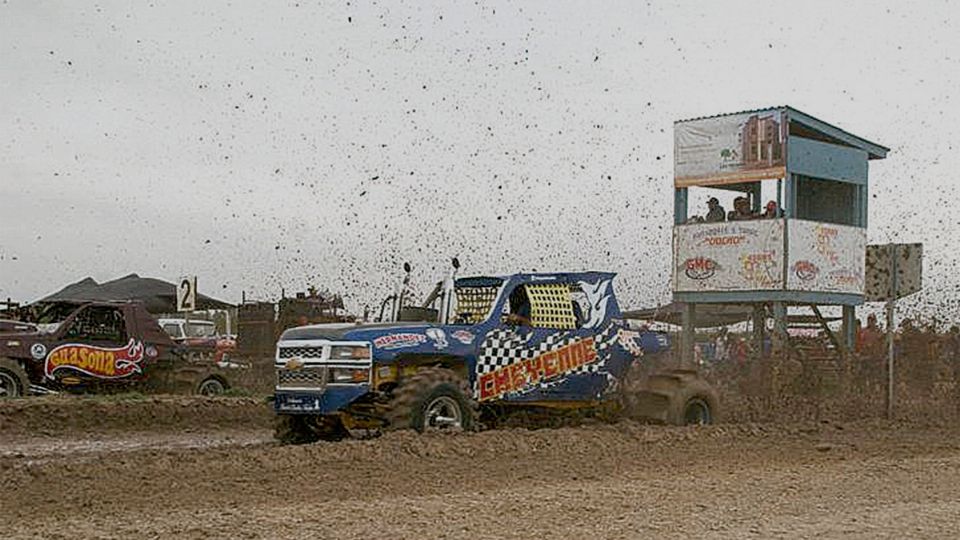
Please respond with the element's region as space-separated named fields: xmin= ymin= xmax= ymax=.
xmin=274 ymin=414 xmax=350 ymax=445
xmin=625 ymin=370 xmax=719 ymax=426
xmin=0 ymin=358 xmax=30 ymax=398
xmin=386 ymin=367 xmax=477 ymax=432
xmin=196 ymin=376 xmax=228 ymax=396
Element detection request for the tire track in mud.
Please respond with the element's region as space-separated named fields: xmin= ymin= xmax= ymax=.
xmin=1 ymin=429 xmax=272 ymax=464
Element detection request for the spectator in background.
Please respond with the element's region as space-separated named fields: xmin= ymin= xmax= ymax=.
xmin=944 ymin=326 xmax=960 ymax=359
xmin=944 ymin=326 xmax=960 ymax=379
xmin=898 ymin=317 xmax=931 ymax=389
xmin=705 ymin=197 xmax=726 ymax=223
xmin=728 ymin=197 xmax=755 ymax=221
xmin=730 ymin=336 xmax=749 ymax=366
xmin=693 ymin=342 xmax=704 ymax=367
xmin=859 ymin=313 xmax=883 ymax=357
xmin=854 ymin=318 xmax=864 ymax=353
xmin=762 ymin=200 xmax=782 ymax=219
xmin=714 ymin=328 xmax=730 ymax=363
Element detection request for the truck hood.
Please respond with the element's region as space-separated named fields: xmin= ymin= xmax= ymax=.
xmin=279 ymin=322 xmax=432 ymax=342
xmin=0 ymin=330 xmax=44 ymax=344
xmin=0 ymin=320 xmax=40 ymax=335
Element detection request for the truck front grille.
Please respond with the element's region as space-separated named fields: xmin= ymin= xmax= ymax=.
xmin=278 ymin=346 xmax=324 ymax=359
xmin=277 ymin=367 xmax=327 ymax=389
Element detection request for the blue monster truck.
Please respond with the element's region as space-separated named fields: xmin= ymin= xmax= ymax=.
xmin=272 ymin=264 xmax=717 ymax=443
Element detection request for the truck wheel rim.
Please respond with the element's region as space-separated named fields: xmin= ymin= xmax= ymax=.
xmin=424 ymin=396 xmax=462 ymax=431
xmin=0 ymin=372 xmax=19 ymax=398
xmin=684 ymin=398 xmax=711 ymax=425
xmin=199 ymin=379 xmax=224 ymax=396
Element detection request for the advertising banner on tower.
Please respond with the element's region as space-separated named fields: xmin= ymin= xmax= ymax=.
xmin=675 ymin=108 xmax=787 ymax=187
xmin=786 ymin=220 xmax=866 ymax=295
xmin=673 ymin=219 xmax=786 ymax=292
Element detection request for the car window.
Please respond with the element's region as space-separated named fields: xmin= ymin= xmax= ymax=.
xmin=452 ymin=284 xmax=500 ymax=325
xmin=62 ymin=306 xmax=129 ymax=343
xmin=186 ymin=322 xmax=216 ymax=338
xmin=162 ymin=323 xmax=183 ymax=339
xmin=507 ymin=283 xmax=577 ymax=330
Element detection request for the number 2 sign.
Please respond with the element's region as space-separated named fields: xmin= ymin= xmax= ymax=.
xmin=177 ymin=276 xmax=197 ymax=312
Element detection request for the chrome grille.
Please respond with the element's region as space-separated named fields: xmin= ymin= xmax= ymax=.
xmin=278 ymin=346 xmax=324 ymax=359
xmin=277 ymin=367 xmax=327 ymax=389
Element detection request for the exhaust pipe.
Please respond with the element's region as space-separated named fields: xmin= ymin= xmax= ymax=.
xmin=391 ymin=262 xmax=412 ymax=322
xmin=440 ymin=257 xmax=460 ymax=324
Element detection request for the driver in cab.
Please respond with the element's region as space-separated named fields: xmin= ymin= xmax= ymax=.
xmin=505 ymin=286 xmax=533 ymax=326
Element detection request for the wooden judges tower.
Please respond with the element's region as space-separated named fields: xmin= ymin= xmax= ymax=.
xmin=671 ymin=106 xmax=888 ymax=360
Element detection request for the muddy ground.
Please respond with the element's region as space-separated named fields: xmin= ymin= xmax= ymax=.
xmin=4 ymin=395 xmax=960 ymax=539
xmin=0 ymin=395 xmax=272 ymax=437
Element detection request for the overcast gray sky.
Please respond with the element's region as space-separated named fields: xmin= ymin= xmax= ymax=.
xmin=1 ymin=1 xmax=958 ymax=317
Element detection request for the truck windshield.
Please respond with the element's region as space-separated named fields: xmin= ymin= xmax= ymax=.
xmin=162 ymin=323 xmax=184 ymax=339
xmin=186 ymin=322 xmax=217 ymax=338
xmin=31 ymin=302 xmax=80 ymax=325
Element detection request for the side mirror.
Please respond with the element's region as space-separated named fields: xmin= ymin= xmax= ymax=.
xmin=403 ymin=262 xmax=412 ymax=273
xmin=452 ymin=257 xmax=461 ymax=270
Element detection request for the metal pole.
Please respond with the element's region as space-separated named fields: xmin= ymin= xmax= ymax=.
xmin=776 ymin=179 xmax=783 ymax=215
xmin=681 ymin=303 xmax=695 ymax=367
xmin=772 ymin=301 xmax=788 ymax=358
xmin=752 ymin=305 xmax=765 ymax=358
xmin=886 ymin=244 xmax=898 ymax=419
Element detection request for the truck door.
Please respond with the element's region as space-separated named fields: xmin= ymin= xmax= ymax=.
xmin=49 ymin=304 xmax=145 ymax=382
xmin=478 ymin=280 xmax=609 ymax=403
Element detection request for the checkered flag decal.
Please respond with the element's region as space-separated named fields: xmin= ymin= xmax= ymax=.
xmin=475 ymin=323 xmax=621 ymax=392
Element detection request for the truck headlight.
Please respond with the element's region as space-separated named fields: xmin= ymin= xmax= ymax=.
xmin=329 ymin=345 xmax=371 ymax=360
xmin=330 ymin=367 xmax=369 ymax=383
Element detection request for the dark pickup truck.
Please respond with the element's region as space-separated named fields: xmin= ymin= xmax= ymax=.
xmin=0 ymin=300 xmax=234 ymax=397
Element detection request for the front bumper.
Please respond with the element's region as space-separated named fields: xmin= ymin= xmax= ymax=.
xmin=274 ymin=385 xmax=370 ymax=414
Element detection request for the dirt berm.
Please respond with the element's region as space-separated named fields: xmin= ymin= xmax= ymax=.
xmin=0 ymin=395 xmax=273 ymax=437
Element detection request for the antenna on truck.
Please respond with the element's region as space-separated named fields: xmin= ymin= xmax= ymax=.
xmin=391 ymin=262 xmax=412 ymax=322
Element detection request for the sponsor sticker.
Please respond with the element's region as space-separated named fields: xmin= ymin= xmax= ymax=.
xmin=30 ymin=343 xmax=47 ymax=360
xmin=452 ymin=330 xmax=475 ymax=345
xmin=701 ymin=235 xmax=746 ymax=246
xmin=792 ymin=260 xmax=819 ymax=281
xmin=828 ymin=268 xmax=861 ymax=286
xmin=425 ymin=328 xmax=448 ymax=349
xmin=684 ymin=257 xmax=719 ymax=280
xmin=616 ymin=329 xmax=644 ymax=357
xmin=44 ymin=339 xmax=145 ymax=379
xmin=373 ymin=333 xmax=427 ymax=350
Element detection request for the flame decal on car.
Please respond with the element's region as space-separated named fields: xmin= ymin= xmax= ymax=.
xmin=44 ymin=339 xmax=145 ymax=379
